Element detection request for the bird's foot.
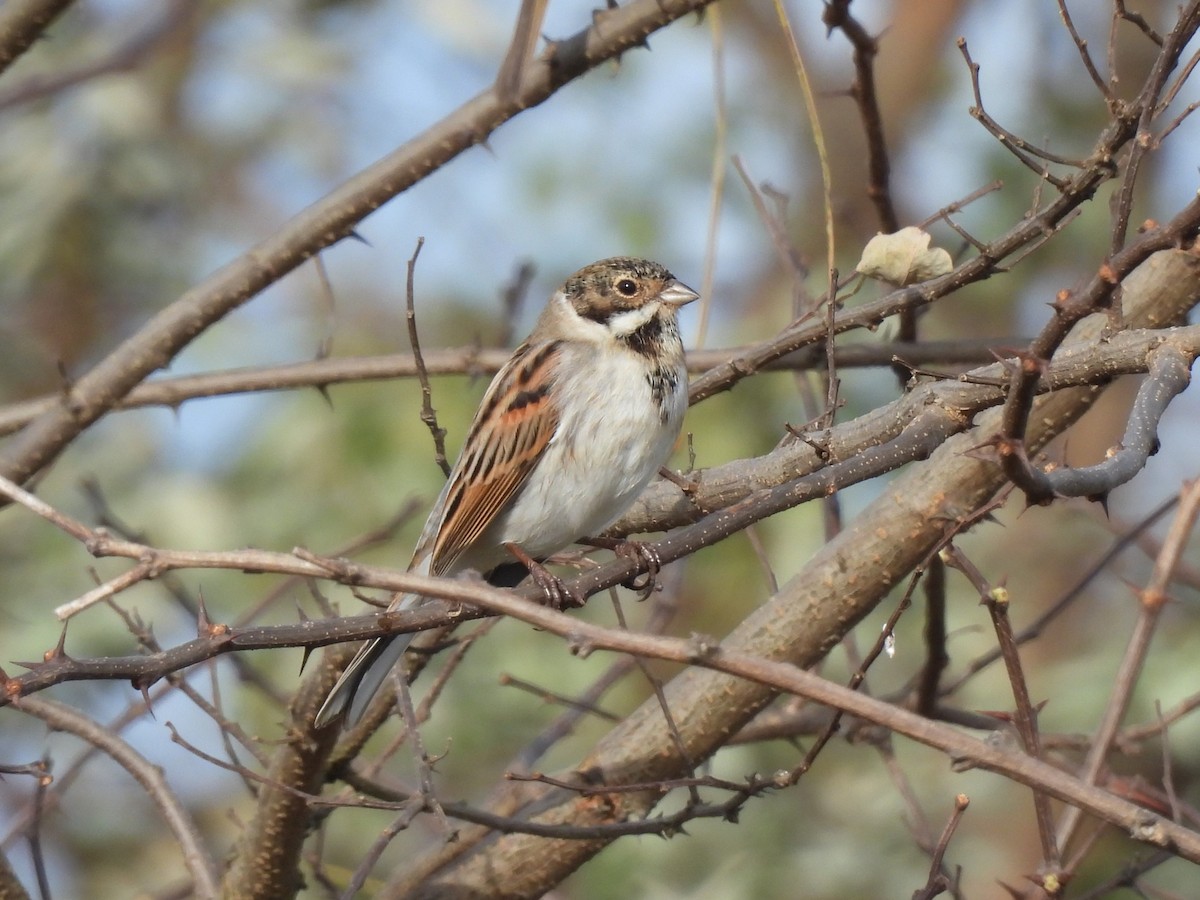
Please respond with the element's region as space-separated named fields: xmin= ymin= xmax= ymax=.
xmin=584 ymin=536 xmax=661 ymax=600
xmin=503 ymin=542 xmax=584 ymax=610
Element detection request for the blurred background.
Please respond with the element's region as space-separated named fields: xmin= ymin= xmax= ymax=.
xmin=1 ymin=0 xmax=1198 ymax=896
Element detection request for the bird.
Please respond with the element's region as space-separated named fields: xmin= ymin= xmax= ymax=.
xmin=315 ymin=257 xmax=698 ymax=728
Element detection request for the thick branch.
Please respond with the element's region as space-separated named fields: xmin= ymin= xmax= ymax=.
xmin=0 ymin=0 xmax=74 ymax=75
xmin=1016 ymin=344 xmax=1192 ymax=500
xmin=219 ymin=651 xmax=344 ymax=898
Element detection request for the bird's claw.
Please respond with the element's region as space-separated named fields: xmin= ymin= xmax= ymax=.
xmin=614 ymin=540 xmax=661 ymax=599
xmin=528 ymin=562 xmax=585 ymax=611
xmin=503 ymin=541 xmax=585 ymax=610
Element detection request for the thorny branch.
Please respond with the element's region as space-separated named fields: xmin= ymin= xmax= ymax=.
xmin=1005 ymin=344 xmax=1192 ymax=503
xmin=942 ymin=546 xmax=1060 ymax=869
xmin=1055 ymin=478 xmax=1200 ymax=860
xmin=987 ymin=3 xmax=1200 ymax=504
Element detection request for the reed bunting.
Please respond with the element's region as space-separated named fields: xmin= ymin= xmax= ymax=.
xmin=315 ymin=257 xmax=698 ymax=727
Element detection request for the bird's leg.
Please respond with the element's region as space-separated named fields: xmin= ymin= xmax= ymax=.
xmin=582 ymin=536 xmax=661 ymax=600
xmin=502 ymin=542 xmax=585 ymax=610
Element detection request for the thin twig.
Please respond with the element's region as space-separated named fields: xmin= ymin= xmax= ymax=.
xmin=0 ymin=339 xmax=1024 ymax=439
xmin=1159 ymin=45 xmax=1200 ymax=111
xmin=1111 ymin=5 xmax=1200 ymax=247
xmin=912 ymin=794 xmax=969 ymax=900
xmin=1156 ymin=700 xmax=1181 ymax=824
xmin=1056 ymin=0 xmax=1115 ymax=101
xmin=918 ymin=179 xmax=1004 ymax=252
xmin=609 ymin=588 xmax=701 ymax=802
xmin=787 ymin=570 xmax=923 ymax=784
xmin=494 ymin=0 xmax=549 ymax=101
xmin=495 ymin=260 xmax=536 ymax=348
xmin=695 ymin=2 xmax=727 ymax=349
xmin=730 ymin=156 xmax=813 ymax=314
xmin=340 ymin=800 xmax=426 ymax=900
xmin=772 ymin=0 xmax=835 ymax=280
xmin=13 ymin=698 xmax=220 ymax=898
xmin=499 ymin=672 xmax=621 ymax=722
xmin=944 ymin=493 xmax=1180 ymax=694
xmin=26 ymin=756 xmax=51 ymax=900
xmin=957 ymin=39 xmax=1076 ymax=186
xmin=822 ymin=0 xmax=898 ymax=232
xmin=1116 ymin=0 xmax=1163 ymax=45
xmin=404 ymin=237 xmax=450 ymax=476
xmin=943 ymin=546 xmax=1060 ymax=868
xmin=1056 ymin=477 xmax=1200 ymax=854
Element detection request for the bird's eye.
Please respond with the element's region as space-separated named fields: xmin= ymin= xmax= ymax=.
xmin=616 ymin=278 xmax=638 ymax=297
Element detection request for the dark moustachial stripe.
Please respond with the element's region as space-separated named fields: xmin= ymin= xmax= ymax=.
xmin=621 ymin=316 xmax=664 ymax=357
xmin=577 ymin=303 xmax=611 ymax=324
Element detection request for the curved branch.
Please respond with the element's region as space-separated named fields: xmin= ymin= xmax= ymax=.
xmin=1012 ymin=344 xmax=1192 ymax=500
xmin=12 ymin=697 xmax=219 ymax=899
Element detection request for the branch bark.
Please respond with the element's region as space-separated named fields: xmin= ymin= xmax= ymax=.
xmin=0 ymin=0 xmax=74 ymax=75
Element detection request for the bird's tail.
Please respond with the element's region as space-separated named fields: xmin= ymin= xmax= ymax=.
xmin=313 ymin=555 xmax=525 ymax=729
xmin=314 ymin=594 xmax=418 ymax=729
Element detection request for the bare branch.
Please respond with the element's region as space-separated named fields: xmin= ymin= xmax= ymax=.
xmin=0 ymin=0 xmax=190 ymax=110
xmin=1055 ymin=477 xmax=1200 ymax=856
xmin=12 ymin=698 xmax=220 ymax=899
xmin=0 ymin=340 xmax=1022 ymax=439
xmin=403 ymin=237 xmax=450 ymax=476
xmin=1005 ymin=344 xmax=1192 ymax=502
xmin=943 ymin=546 xmax=1059 ymax=868
xmin=1055 ymin=0 xmax=1115 ymax=102
xmin=912 ymin=794 xmax=969 ymax=900
xmin=0 ymin=0 xmax=74 ymax=75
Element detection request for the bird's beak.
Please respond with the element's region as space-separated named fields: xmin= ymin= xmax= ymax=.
xmin=660 ymin=280 xmax=700 ymax=308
